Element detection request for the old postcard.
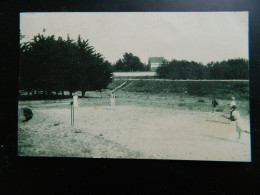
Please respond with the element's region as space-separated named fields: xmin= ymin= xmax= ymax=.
xmin=18 ymin=12 xmax=250 ymax=161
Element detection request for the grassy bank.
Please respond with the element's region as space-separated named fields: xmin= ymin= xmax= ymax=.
xmin=19 ymin=80 xmax=249 ymax=101
xmin=107 ymin=79 xmax=249 ymax=100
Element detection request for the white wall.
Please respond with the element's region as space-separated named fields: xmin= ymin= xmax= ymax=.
xmin=151 ymin=62 xmax=161 ymax=68
xmin=113 ymin=72 xmax=157 ymax=77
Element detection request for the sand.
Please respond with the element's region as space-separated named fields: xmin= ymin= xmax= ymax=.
xmin=18 ymin=92 xmax=251 ymax=161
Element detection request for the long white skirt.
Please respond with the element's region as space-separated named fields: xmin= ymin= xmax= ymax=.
xmin=110 ymin=98 xmax=115 ymax=107
xmin=73 ymin=99 xmax=79 ymax=108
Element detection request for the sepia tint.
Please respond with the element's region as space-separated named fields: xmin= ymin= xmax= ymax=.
xmin=18 ymin=12 xmax=250 ymax=161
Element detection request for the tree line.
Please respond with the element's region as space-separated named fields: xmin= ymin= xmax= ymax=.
xmin=20 ymin=34 xmax=113 ymax=97
xmin=111 ymin=53 xmax=249 ymax=80
xmin=20 ymin=32 xmax=249 ymax=98
xmin=156 ymin=58 xmax=248 ymax=80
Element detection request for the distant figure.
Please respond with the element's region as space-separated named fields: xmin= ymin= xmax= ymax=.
xmin=230 ymin=97 xmax=236 ymax=107
xmin=230 ymin=105 xmax=245 ymax=140
xmin=212 ymin=98 xmax=218 ymax=113
xmin=110 ymin=92 xmax=115 ymax=109
xmin=229 ymin=96 xmax=236 ymax=120
xmin=73 ymin=93 xmax=79 ymax=108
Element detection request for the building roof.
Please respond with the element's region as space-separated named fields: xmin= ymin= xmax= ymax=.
xmin=148 ymin=57 xmax=166 ymax=63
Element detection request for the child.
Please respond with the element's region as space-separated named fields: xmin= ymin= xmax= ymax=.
xmin=229 ymin=97 xmax=236 ymax=120
xmin=110 ymin=92 xmax=115 ymax=109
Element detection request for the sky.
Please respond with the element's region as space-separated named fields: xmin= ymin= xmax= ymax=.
xmin=20 ymin=12 xmax=248 ymax=64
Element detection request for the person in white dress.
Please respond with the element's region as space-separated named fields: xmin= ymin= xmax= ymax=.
xmin=110 ymin=92 xmax=115 ymax=109
xmin=231 ymin=105 xmax=246 ymax=140
xmin=73 ymin=93 xmax=79 ymax=108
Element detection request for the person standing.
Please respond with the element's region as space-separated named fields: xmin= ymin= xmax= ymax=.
xmin=212 ymin=98 xmax=218 ymax=113
xmin=110 ymin=92 xmax=115 ymax=109
xmin=230 ymin=105 xmax=245 ymax=140
xmin=73 ymin=93 xmax=79 ymax=108
xmin=229 ymin=96 xmax=236 ymax=120
xmin=230 ymin=97 xmax=236 ymax=107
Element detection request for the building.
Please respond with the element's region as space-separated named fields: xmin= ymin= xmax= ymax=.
xmin=148 ymin=57 xmax=167 ymax=72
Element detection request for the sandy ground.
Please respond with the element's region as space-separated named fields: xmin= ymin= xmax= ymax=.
xmin=18 ymin=91 xmax=251 ymax=161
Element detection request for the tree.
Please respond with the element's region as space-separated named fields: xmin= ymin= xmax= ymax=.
xmin=19 ymin=34 xmax=113 ymax=97
xmin=207 ymin=58 xmax=248 ymax=79
xmin=89 ymin=60 xmax=113 ymax=93
xmin=113 ymin=52 xmax=145 ymax=72
xmin=114 ymin=59 xmax=125 ymax=72
xmin=157 ymin=59 xmax=207 ymax=80
xmin=75 ymin=35 xmax=95 ymax=96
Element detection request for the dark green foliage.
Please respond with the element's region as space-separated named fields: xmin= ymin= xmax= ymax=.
xmin=206 ymin=58 xmax=249 ymax=79
xmin=117 ymin=80 xmax=249 ymax=100
xmin=113 ymin=52 xmax=146 ymax=72
xmin=20 ymin=34 xmax=113 ymax=97
xmin=157 ymin=58 xmax=248 ymax=80
xmin=178 ymin=103 xmax=186 ymax=107
xmin=157 ymin=60 xmax=208 ymax=80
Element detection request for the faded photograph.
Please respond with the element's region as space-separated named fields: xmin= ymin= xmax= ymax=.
xmin=18 ymin=12 xmax=250 ymax=161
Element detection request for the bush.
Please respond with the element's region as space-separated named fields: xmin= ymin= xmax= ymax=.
xmin=157 ymin=58 xmax=249 ymax=80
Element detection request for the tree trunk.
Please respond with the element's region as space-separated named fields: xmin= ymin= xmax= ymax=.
xmin=32 ymin=90 xmax=35 ymax=96
xmin=27 ymin=90 xmax=30 ymax=97
xmin=56 ymin=91 xmax=58 ymax=95
xmin=36 ymin=89 xmax=39 ymax=95
xmin=69 ymin=91 xmax=72 ymax=96
xmin=62 ymin=91 xmax=64 ymax=96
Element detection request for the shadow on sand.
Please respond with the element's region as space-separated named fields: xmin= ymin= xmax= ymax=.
xmin=200 ymin=134 xmax=246 ymax=145
xmin=206 ymin=119 xmax=230 ymax=125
